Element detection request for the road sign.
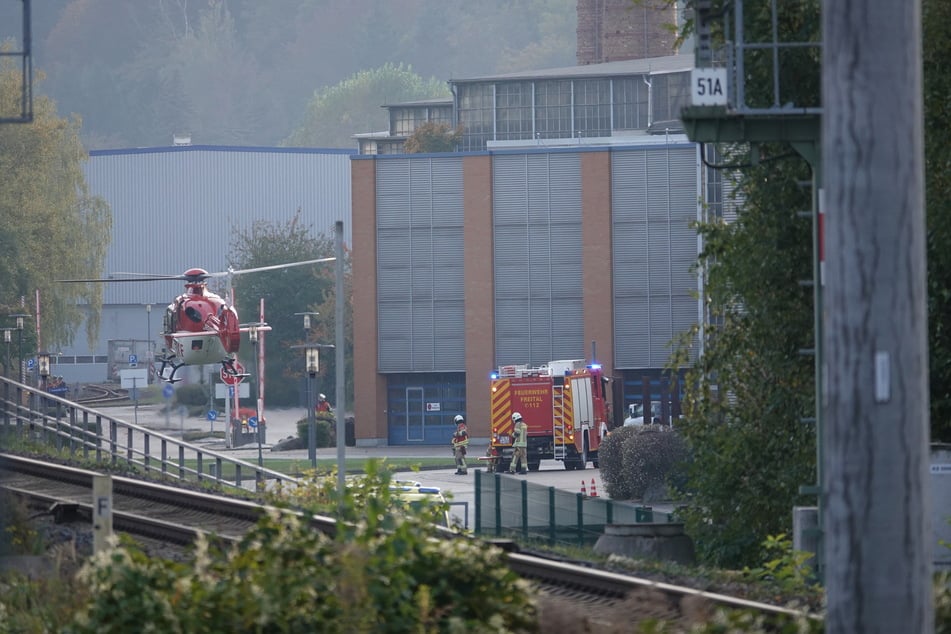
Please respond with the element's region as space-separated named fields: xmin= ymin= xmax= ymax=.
xmin=27 ymin=358 xmax=34 ymax=369
xmin=220 ymin=361 xmax=246 ymax=385
xmin=691 ymin=67 xmax=728 ymax=106
xmin=119 ymin=368 xmax=149 ymax=389
xmin=248 ymin=416 xmax=258 ymax=429
xmin=207 ymin=410 xmax=218 ymax=421
xmin=162 ymin=384 xmax=174 ymax=399
xmin=129 ymin=354 xmax=138 ymax=365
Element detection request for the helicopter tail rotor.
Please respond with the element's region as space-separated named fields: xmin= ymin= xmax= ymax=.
xmin=218 ymin=305 xmax=241 ymax=353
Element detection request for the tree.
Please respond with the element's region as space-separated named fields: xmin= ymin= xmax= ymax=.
xmin=671 ymin=151 xmax=817 ymax=568
xmin=669 ymin=1 xmax=820 ymax=568
xmin=228 ymin=213 xmax=352 ymax=408
xmin=283 ymin=63 xmax=450 ymax=148
xmin=0 ymin=54 xmax=111 ymax=351
xmin=404 ymin=122 xmax=461 ymax=153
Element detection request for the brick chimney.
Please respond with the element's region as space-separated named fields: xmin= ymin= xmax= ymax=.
xmin=577 ymin=0 xmax=679 ymax=65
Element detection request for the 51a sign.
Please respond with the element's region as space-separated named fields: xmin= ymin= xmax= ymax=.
xmin=691 ymin=67 xmax=728 ymax=106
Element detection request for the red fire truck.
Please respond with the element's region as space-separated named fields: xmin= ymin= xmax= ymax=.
xmin=489 ymin=359 xmax=610 ymax=471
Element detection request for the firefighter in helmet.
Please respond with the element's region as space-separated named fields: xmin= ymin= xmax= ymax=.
xmin=316 ymin=393 xmax=332 ymax=413
xmin=451 ymin=414 xmax=469 ymax=475
xmin=507 ymin=412 xmax=528 ymax=475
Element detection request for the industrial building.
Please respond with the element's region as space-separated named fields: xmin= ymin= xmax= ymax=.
xmin=350 ymin=52 xmax=732 ymax=446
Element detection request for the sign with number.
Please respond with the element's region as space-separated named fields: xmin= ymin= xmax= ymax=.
xmin=221 ymin=360 xmax=246 ymax=385
xmin=691 ymin=67 xmax=728 ymax=106
xmin=207 ymin=410 xmax=218 ymax=421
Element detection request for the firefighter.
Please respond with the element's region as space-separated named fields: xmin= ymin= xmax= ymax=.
xmin=316 ymin=393 xmax=332 ymax=413
xmin=451 ymin=414 xmax=469 ymax=475
xmin=507 ymin=412 xmax=528 ymax=475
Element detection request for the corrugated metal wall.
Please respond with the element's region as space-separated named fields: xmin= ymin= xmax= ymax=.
xmin=83 ymin=146 xmax=353 ymax=305
xmin=492 ymin=152 xmax=584 ymax=366
xmin=55 ymin=146 xmax=352 ymax=374
xmin=376 ymin=156 xmax=465 ymax=372
xmin=612 ymin=143 xmax=700 ymax=368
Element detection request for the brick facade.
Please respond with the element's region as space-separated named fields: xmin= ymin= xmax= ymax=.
xmin=577 ymin=0 xmax=678 ymax=65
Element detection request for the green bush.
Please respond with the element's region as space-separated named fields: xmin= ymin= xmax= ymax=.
xmin=296 ymin=416 xmax=335 ymax=448
xmin=173 ymin=383 xmax=209 ymax=407
xmin=69 ymin=466 xmax=539 ymax=633
xmin=599 ymin=425 xmax=688 ymax=501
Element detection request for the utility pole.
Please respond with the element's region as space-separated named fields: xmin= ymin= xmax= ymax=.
xmin=822 ymin=2 xmax=932 ymax=632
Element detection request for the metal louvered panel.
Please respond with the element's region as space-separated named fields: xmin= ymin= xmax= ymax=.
xmin=377 ymin=156 xmax=464 ymax=372
xmin=614 ymin=298 xmax=651 ymax=365
xmin=412 ymin=303 xmax=435 ymax=369
xmin=434 ymin=301 xmax=464 ymax=370
xmin=493 ymin=152 xmax=583 ymax=367
xmin=376 ymin=160 xmax=411 ymax=228
xmin=612 ymin=144 xmax=701 ymax=369
xmin=649 ymin=298 xmax=674 ymax=366
xmin=81 ymin=147 xmax=352 ymax=307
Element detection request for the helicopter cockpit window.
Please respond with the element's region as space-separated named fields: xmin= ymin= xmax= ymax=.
xmin=191 ymin=340 xmax=203 ymax=350
xmin=184 ymin=306 xmax=203 ymax=323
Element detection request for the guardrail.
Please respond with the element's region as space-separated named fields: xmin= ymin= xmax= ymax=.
xmin=0 ymin=375 xmax=299 ymax=492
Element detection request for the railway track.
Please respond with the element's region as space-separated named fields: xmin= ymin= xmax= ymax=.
xmin=0 ymin=453 xmax=819 ymax=628
xmin=74 ymin=384 xmax=129 ymax=407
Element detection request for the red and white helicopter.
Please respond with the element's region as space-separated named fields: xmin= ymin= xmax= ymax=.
xmin=59 ymin=258 xmax=334 ymax=383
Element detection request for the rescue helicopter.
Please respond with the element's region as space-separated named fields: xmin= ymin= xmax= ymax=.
xmin=58 ymin=258 xmax=334 ymax=383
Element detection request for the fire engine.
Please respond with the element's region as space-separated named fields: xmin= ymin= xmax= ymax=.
xmin=489 ymin=359 xmax=610 ymax=471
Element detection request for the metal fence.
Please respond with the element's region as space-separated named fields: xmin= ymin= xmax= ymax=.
xmin=0 ymin=376 xmax=299 ymax=492
xmin=473 ymin=470 xmax=673 ymax=548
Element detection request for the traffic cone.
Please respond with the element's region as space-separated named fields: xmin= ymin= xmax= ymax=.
xmin=590 ymin=478 xmax=599 ymax=497
xmin=580 ymin=480 xmax=587 ymax=496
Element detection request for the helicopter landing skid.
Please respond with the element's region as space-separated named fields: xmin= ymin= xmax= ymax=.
xmin=221 ymin=358 xmax=250 ymax=379
xmin=155 ymin=354 xmax=185 ymax=384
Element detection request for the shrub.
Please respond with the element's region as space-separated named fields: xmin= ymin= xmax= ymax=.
xmin=296 ymin=416 xmax=335 ymax=448
xmin=70 ymin=466 xmax=539 ymax=633
xmin=173 ymin=383 xmax=208 ymax=407
xmin=599 ymin=425 xmax=688 ymax=501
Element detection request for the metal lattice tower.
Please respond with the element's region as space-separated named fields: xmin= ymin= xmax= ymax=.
xmin=681 ymin=0 xmax=825 ymax=575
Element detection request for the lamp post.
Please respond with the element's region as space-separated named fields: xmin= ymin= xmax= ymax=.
xmin=145 ymin=304 xmax=152 ymax=384
xmin=1 ymin=328 xmax=12 ymax=378
xmin=10 ymin=313 xmax=28 ymax=384
xmin=305 ymin=346 xmax=319 ymax=468
xmin=248 ymin=325 xmax=263 ymax=470
xmin=37 ymin=351 xmax=50 ymax=413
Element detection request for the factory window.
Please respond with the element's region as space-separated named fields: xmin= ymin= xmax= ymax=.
xmin=573 ymin=78 xmax=611 ymax=137
xmin=457 ymin=83 xmax=494 ymax=151
xmin=613 ymin=76 xmax=649 ymax=130
xmin=496 ymin=81 xmax=533 ymax=141
xmin=535 ymin=79 xmax=572 ymax=139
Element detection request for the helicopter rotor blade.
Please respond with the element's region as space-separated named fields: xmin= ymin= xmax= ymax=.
xmin=206 ymin=257 xmax=336 ymax=278
xmin=57 ymin=273 xmax=185 ymax=283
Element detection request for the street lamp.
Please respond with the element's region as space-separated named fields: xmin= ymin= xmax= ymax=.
xmin=294 ymin=311 xmax=319 ymax=330
xmin=1 ymin=328 xmax=12 ymax=378
xmin=145 ymin=304 xmax=152 ymax=383
xmin=37 ymin=351 xmax=50 ymax=388
xmin=10 ymin=314 xmax=28 ymax=384
xmin=37 ymin=351 xmax=50 ymax=413
xmin=248 ymin=324 xmax=263 ymax=471
xmin=293 ymin=342 xmax=333 ymax=469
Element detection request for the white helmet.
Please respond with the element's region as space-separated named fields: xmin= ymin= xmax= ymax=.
xmin=512 ymin=412 xmax=523 ymax=422
xmin=319 ymin=394 xmax=326 ymax=399
xmin=454 ymin=414 xmax=465 ymax=423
